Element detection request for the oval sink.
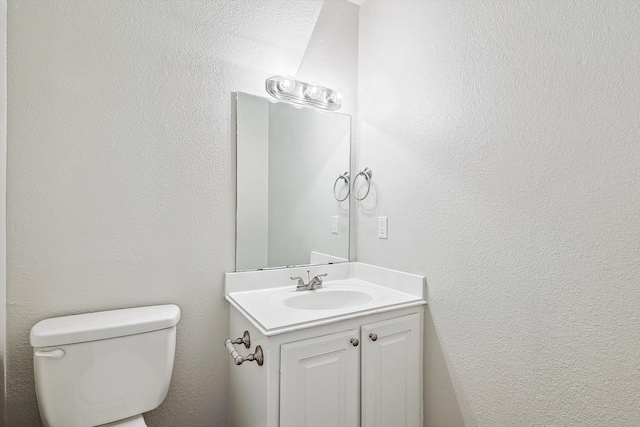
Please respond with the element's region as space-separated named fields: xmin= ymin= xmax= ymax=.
xmin=284 ymin=290 xmax=373 ymax=310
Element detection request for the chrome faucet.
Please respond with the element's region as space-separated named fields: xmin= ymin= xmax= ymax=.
xmin=291 ymin=271 xmax=328 ymax=291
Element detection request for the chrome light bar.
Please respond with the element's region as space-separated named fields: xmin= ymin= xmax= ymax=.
xmin=265 ymin=75 xmax=342 ymax=111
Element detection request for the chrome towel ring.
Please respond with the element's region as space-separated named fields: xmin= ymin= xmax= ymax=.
xmin=333 ymin=171 xmax=350 ymax=202
xmin=353 ymin=167 xmax=373 ymax=201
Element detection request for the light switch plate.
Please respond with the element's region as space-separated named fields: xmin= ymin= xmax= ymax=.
xmin=378 ymin=216 xmax=388 ymax=239
xmin=332 ymin=216 xmax=338 ymax=234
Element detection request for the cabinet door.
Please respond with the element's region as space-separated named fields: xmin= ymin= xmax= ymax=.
xmin=361 ymin=313 xmax=421 ymax=427
xmin=280 ymin=329 xmax=360 ymax=427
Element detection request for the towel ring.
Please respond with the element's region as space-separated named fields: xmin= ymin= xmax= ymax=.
xmin=333 ymin=171 xmax=350 ymax=202
xmin=353 ymin=167 xmax=373 ymax=201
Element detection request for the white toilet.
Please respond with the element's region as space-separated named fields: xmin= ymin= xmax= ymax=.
xmin=30 ymin=304 xmax=181 ymax=427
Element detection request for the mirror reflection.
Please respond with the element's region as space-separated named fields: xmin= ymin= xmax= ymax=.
xmin=235 ymin=92 xmax=351 ymax=271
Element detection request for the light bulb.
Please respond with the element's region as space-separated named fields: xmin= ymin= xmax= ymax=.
xmin=304 ymin=82 xmax=322 ymax=99
xmin=276 ymin=75 xmax=296 ymax=93
xmin=327 ymin=90 xmax=342 ymax=104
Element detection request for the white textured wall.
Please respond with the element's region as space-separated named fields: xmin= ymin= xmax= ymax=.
xmin=358 ymin=1 xmax=640 ymax=426
xmin=0 ymin=0 xmax=6 ymax=422
xmin=6 ymin=0 xmax=359 ymax=425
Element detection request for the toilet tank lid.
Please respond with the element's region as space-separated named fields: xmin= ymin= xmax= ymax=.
xmin=30 ymin=304 xmax=181 ymax=348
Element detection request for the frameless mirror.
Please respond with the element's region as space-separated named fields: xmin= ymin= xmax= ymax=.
xmin=235 ymin=92 xmax=351 ymax=271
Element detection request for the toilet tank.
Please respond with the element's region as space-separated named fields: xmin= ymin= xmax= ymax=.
xmin=30 ymin=305 xmax=181 ymax=427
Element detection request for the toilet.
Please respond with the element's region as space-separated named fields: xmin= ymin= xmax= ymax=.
xmin=30 ymin=304 xmax=181 ymax=427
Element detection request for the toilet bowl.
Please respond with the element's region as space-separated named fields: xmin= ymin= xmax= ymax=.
xmin=30 ymin=304 xmax=181 ymax=427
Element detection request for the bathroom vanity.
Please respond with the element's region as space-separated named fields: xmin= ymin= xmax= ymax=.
xmin=225 ymin=262 xmax=426 ymax=427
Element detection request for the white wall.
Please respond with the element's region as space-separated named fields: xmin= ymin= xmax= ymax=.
xmin=0 ymin=0 xmax=6 ymax=422
xmin=6 ymin=1 xmax=359 ymax=426
xmin=358 ymin=1 xmax=640 ymax=426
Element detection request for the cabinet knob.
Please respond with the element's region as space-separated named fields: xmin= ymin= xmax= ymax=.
xmin=350 ymin=338 xmax=359 ymax=346
xmin=369 ymin=333 xmax=378 ymax=341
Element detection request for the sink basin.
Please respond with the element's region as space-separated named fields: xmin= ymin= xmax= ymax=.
xmin=284 ymin=289 xmax=373 ymax=310
xmin=263 ymin=283 xmax=387 ymax=313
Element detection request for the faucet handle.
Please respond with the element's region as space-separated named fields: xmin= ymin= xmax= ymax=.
xmin=290 ymin=276 xmax=305 ymax=288
xmin=311 ymin=273 xmax=328 ymax=288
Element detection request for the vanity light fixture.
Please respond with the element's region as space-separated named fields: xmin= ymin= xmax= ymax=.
xmin=265 ymin=76 xmax=342 ymax=111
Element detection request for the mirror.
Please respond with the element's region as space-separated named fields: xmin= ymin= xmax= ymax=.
xmin=235 ymin=92 xmax=351 ymax=271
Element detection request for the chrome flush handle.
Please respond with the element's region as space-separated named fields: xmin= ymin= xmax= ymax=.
xmin=34 ymin=349 xmax=65 ymax=359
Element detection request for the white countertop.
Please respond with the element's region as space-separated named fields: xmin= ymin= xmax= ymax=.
xmin=225 ymin=263 xmax=427 ymax=336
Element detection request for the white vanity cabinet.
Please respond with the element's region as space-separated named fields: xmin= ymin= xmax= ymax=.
xmin=225 ymin=262 xmax=427 ymax=427
xmin=229 ymin=305 xmax=423 ymax=427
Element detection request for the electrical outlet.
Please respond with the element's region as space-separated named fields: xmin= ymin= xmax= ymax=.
xmin=378 ymin=216 xmax=388 ymax=239
xmin=331 ymin=216 xmax=338 ymax=234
